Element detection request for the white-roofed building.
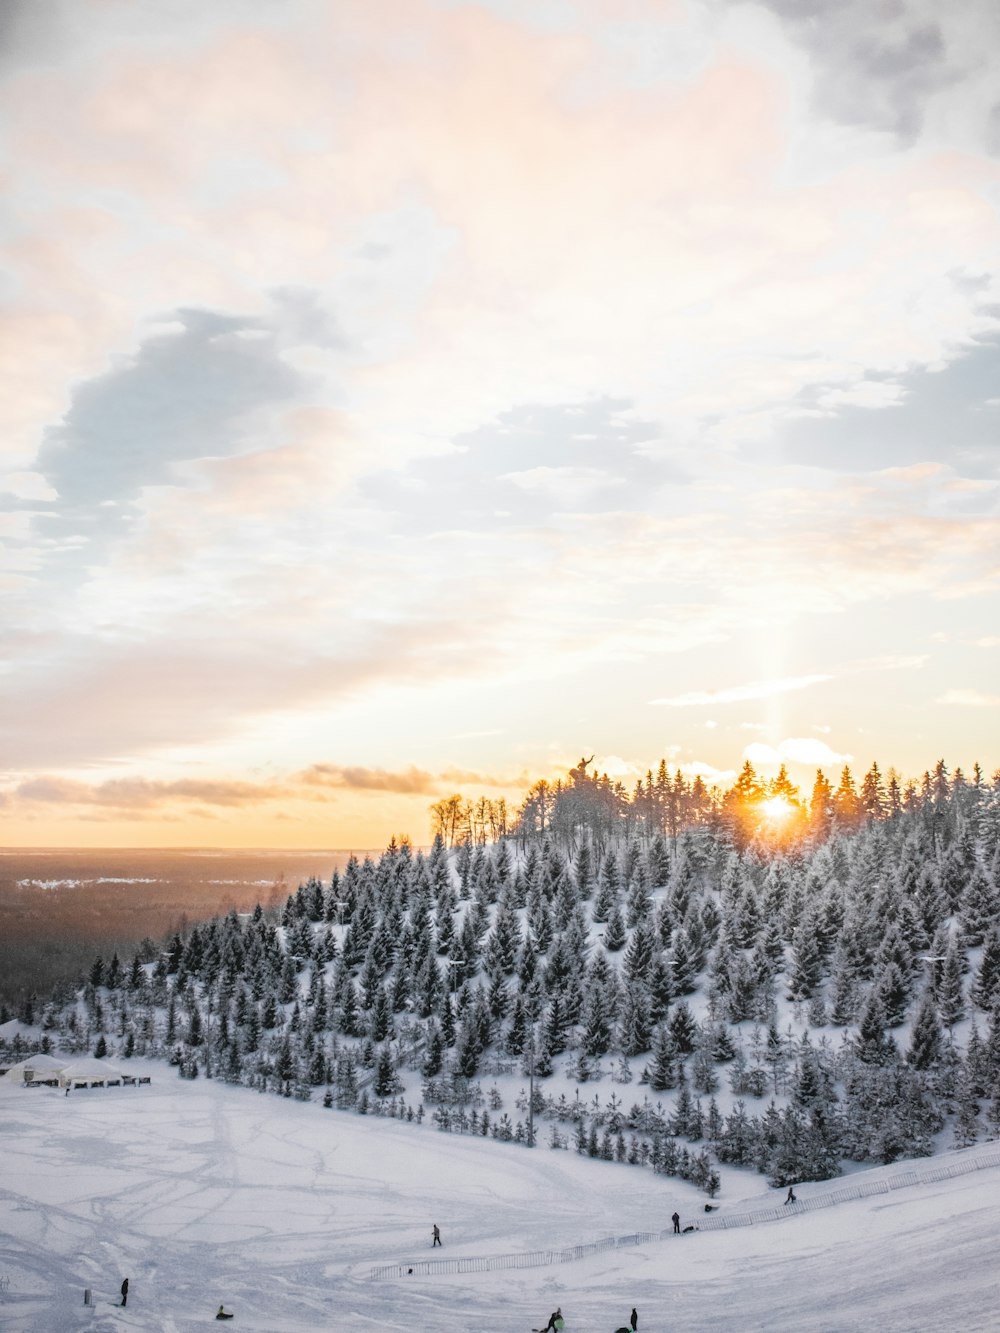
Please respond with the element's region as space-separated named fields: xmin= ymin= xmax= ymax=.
xmin=2 ymin=1053 xmax=70 ymax=1085
xmin=57 ymin=1058 xmax=125 ymax=1088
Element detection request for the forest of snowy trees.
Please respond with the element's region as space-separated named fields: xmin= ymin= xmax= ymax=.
xmin=7 ymin=757 xmax=1000 ymax=1197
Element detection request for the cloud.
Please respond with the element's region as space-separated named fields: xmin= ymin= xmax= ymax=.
xmin=361 ymin=398 xmax=676 ymax=539
xmin=937 ymin=688 xmax=1000 ymax=706
xmin=591 ymin=754 xmax=642 ymax=780
xmin=845 ymin=655 xmax=929 ymax=674
xmin=744 ymin=738 xmax=852 ymax=767
xmin=26 ymin=306 xmax=307 ymax=549
xmin=13 ymin=773 xmax=294 ymax=811
xmin=778 ymin=336 xmax=1000 ymax=479
xmin=748 ymin=0 xmax=1000 ymax=147
xmin=298 ymin=764 xmax=439 ymax=796
xmin=298 ymin=762 xmax=527 ymax=794
xmin=0 ymin=0 xmax=67 ymax=74
xmin=678 ymin=761 xmax=736 ymax=784
xmin=4 ymin=757 xmax=530 ymax=823
xmin=650 ymin=674 xmax=832 ymax=707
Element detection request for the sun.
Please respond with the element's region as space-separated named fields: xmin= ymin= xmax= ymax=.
xmin=760 ymin=795 xmax=794 ymax=823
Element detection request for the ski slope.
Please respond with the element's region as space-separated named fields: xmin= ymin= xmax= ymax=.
xmin=1 ymin=1065 xmax=998 ymax=1331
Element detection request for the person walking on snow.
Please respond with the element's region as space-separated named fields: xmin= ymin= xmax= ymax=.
xmin=672 ymin=1211 xmax=681 ymax=1233
xmin=542 ymin=1305 xmax=563 ymax=1331
xmin=631 ymin=1307 xmax=638 ymax=1330
xmin=120 ymin=1278 xmax=128 ymax=1308
xmin=785 ymin=1186 xmax=796 ymax=1205
xmin=432 ymin=1223 xmax=442 ymax=1247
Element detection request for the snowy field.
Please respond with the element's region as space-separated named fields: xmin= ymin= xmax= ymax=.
xmin=2 ymin=1066 xmax=999 ymax=1332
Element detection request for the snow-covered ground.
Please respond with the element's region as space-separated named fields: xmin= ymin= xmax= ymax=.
xmin=2 ymin=1065 xmax=998 ymax=1332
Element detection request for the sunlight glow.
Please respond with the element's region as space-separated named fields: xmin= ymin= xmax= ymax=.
xmin=760 ymin=795 xmax=794 ymax=822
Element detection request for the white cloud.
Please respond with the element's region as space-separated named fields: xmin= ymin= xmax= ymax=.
xmin=817 ymin=381 xmax=906 ymax=411
xmin=593 ymin=754 xmax=641 ymax=779
xmin=937 ymin=689 xmax=1000 ymax=707
xmin=744 ymin=737 xmax=852 ymax=767
xmin=678 ymin=761 xmax=735 ymax=784
xmin=780 ymin=737 xmax=853 ymax=766
xmin=744 ymin=742 xmax=782 ymax=765
xmin=0 ymin=471 xmax=58 ymax=501
xmin=651 ymin=674 xmax=832 ymax=707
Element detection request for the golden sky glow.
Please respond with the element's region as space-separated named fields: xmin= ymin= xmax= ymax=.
xmin=0 ymin=0 xmax=998 ymax=846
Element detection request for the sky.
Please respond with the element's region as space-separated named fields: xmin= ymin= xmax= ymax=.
xmin=0 ymin=0 xmax=998 ymax=848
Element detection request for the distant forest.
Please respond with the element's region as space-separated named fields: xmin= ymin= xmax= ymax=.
xmin=0 ymin=852 xmax=302 ymax=1006
xmin=6 ymin=755 xmax=1000 ymax=1192
xmin=431 ymin=754 xmax=991 ymax=850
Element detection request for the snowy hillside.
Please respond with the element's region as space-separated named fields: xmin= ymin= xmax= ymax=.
xmin=1 ymin=1069 xmax=999 ymax=1332
xmin=10 ymin=765 xmax=1000 ymax=1203
xmin=4 ymin=760 xmax=1000 ymax=1331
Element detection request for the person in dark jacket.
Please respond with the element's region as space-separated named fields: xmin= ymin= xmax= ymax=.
xmin=216 ymin=1306 xmax=234 ymax=1320
xmin=432 ymin=1223 xmax=442 ymax=1246
xmin=672 ymin=1211 xmax=680 ymax=1233
xmin=120 ymin=1278 xmax=128 ymax=1308
xmin=542 ymin=1306 xmax=562 ymax=1331
xmin=631 ymin=1307 xmax=638 ymax=1329
xmin=785 ymin=1187 xmax=796 ymax=1204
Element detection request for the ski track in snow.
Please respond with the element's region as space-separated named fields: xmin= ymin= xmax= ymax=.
xmin=1 ymin=1065 xmax=999 ymax=1332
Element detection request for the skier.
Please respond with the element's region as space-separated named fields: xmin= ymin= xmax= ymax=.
xmin=432 ymin=1223 xmax=442 ymax=1247
xmin=631 ymin=1307 xmax=638 ymax=1330
xmin=672 ymin=1211 xmax=680 ymax=1234
xmin=785 ymin=1186 xmax=796 ymax=1205
xmin=216 ymin=1306 xmax=234 ymax=1320
xmin=120 ymin=1278 xmax=128 ymax=1308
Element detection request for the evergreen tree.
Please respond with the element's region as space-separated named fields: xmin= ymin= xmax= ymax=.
xmin=907 ymin=994 xmax=944 ymax=1070
xmin=972 ymin=929 xmax=1000 ymax=1012
xmin=953 ymin=1064 xmax=981 ymax=1148
xmin=591 ymin=875 xmax=616 ymax=923
xmin=670 ymin=929 xmax=698 ymax=994
xmin=937 ymin=939 xmax=966 ymax=1028
xmin=618 ymin=984 xmax=652 ymax=1056
xmin=788 ymin=914 xmax=824 ymax=1000
xmin=581 ymin=986 xmax=613 ymax=1058
xmin=647 ymin=954 xmax=673 ymax=1024
xmin=603 ymin=902 xmax=627 ymax=952
xmin=623 ymin=920 xmax=655 ymax=985
xmin=645 ymin=1026 xmax=678 ymax=1093
xmin=856 ymin=992 xmax=897 ymax=1066
xmin=668 ymin=1000 xmax=698 ymax=1055
xmin=875 ymin=961 xmax=909 ymax=1028
xmin=423 ymin=1023 xmax=444 ymax=1077
xmin=625 ymin=874 xmax=652 ymax=928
